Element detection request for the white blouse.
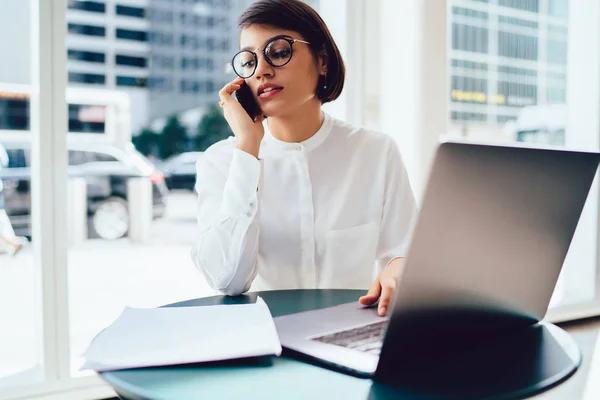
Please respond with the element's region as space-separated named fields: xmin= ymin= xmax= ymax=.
xmin=191 ymin=112 xmax=418 ymax=295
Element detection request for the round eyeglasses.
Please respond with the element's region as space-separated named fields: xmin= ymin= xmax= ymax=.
xmin=231 ymin=37 xmax=311 ymax=79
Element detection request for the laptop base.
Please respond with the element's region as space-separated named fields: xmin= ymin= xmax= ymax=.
xmin=373 ymin=321 xmax=580 ymax=400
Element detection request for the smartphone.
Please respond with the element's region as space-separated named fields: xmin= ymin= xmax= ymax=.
xmin=235 ymin=82 xmax=263 ymax=120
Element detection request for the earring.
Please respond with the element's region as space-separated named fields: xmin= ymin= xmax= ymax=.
xmin=323 ymin=74 xmax=327 ymax=89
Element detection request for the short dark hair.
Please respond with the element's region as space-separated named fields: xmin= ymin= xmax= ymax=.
xmin=238 ymin=0 xmax=345 ymax=104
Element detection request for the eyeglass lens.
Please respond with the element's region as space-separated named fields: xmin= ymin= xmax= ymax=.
xmin=232 ymin=38 xmax=293 ymax=78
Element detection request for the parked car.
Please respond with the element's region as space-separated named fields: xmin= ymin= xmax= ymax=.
xmin=0 ymin=140 xmax=169 ymax=240
xmin=160 ymin=151 xmax=202 ymax=191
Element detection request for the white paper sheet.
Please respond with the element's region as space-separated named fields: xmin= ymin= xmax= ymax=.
xmin=81 ymin=297 xmax=282 ymax=371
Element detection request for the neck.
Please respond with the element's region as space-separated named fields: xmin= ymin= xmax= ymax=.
xmin=267 ymin=100 xmax=324 ymax=143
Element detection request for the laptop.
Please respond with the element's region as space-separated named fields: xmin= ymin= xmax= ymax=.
xmin=274 ymin=141 xmax=600 ymax=379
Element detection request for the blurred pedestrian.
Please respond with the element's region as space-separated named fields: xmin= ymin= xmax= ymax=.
xmin=0 ymin=143 xmax=23 ymax=256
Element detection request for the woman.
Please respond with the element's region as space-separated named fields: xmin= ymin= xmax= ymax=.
xmin=191 ymin=0 xmax=417 ymax=316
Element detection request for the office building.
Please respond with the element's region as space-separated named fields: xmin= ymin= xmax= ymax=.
xmin=449 ymin=0 xmax=569 ymax=128
xmin=147 ymin=0 xmax=318 ymax=126
xmin=66 ymin=0 xmax=150 ymax=133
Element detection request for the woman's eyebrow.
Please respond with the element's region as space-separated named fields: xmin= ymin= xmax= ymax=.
xmin=240 ymin=34 xmax=293 ymax=51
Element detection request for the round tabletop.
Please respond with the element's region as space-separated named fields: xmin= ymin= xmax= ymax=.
xmin=100 ymin=289 xmax=387 ymax=400
xmin=100 ymin=289 xmax=580 ymax=400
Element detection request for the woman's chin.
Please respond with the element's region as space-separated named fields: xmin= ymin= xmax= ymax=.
xmin=259 ymin=105 xmax=280 ymax=118
xmin=260 ymin=102 xmax=294 ymax=119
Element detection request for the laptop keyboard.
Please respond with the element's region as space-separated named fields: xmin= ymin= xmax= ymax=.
xmin=311 ymin=321 xmax=387 ymax=356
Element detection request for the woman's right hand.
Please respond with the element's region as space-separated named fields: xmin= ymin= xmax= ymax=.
xmin=219 ymin=77 xmax=264 ymax=158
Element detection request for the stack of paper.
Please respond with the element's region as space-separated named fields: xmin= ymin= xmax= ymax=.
xmin=82 ymin=297 xmax=282 ymax=371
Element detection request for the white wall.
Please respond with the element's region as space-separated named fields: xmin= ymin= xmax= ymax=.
xmin=377 ymin=0 xmax=448 ymax=201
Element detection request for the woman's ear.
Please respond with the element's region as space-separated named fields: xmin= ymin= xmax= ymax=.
xmin=318 ymin=46 xmax=329 ymax=76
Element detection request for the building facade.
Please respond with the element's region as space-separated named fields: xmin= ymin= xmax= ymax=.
xmin=449 ymin=0 xmax=569 ymax=128
xmin=66 ymin=0 xmax=150 ymax=133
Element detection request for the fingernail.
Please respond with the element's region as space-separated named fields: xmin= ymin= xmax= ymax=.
xmin=379 ymin=307 xmax=387 ymax=316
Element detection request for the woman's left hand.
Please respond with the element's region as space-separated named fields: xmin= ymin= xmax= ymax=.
xmin=358 ymin=258 xmax=405 ymax=316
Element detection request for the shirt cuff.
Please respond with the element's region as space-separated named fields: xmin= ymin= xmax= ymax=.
xmin=385 ymin=256 xmax=405 ymax=268
xmin=221 ymin=148 xmax=263 ymax=216
xmin=375 ymin=255 xmax=405 ymax=278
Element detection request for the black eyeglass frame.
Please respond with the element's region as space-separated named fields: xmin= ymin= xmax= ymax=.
xmin=230 ymin=36 xmax=311 ymax=79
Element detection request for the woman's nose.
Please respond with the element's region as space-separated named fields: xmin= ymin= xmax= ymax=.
xmin=253 ymin=53 xmax=274 ymax=79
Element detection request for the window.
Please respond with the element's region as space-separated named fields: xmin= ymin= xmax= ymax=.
xmin=116 ymin=4 xmax=146 ymax=18
xmin=150 ymin=31 xmax=174 ymax=46
xmin=451 ymin=111 xmax=488 ymax=122
xmin=149 ymin=77 xmax=173 ymax=90
xmin=0 ymin=96 xmax=30 ymax=130
xmin=180 ymin=34 xmax=201 ymax=48
xmin=497 ymin=115 xmax=517 ymax=124
xmin=68 ymin=72 xmax=106 ymax=85
xmin=497 ymin=66 xmax=537 ymax=76
xmin=498 ymin=0 xmax=539 ymax=13
xmin=68 ymin=0 xmax=106 ymax=13
xmin=152 ymin=55 xmax=174 ymax=68
xmin=207 ymin=37 xmax=215 ymax=51
xmin=498 ymin=31 xmax=538 ymax=60
xmin=5 ymin=148 xmax=29 ymax=168
xmin=498 ymin=16 xmax=538 ymax=29
xmin=452 ymin=6 xmax=488 ymax=19
xmin=220 ymin=39 xmax=229 ymax=51
xmin=180 ymin=57 xmax=203 ymax=70
xmin=497 ymin=81 xmax=537 ymax=106
xmin=0 ymin=98 xmax=110 ymax=133
xmin=452 ymin=59 xmax=488 ymax=71
xmin=116 ymin=76 xmax=148 ymax=87
xmin=180 ymin=79 xmax=206 ymax=93
xmin=452 ymin=24 xmax=489 ymax=54
xmin=68 ymin=104 xmax=106 ymax=133
xmin=116 ymin=54 xmax=148 ymax=68
xmin=148 ymin=9 xmax=174 ymax=23
xmin=116 ymin=28 xmax=148 ymax=42
xmin=68 ymin=49 xmax=105 ymax=63
xmin=206 ymin=80 xmax=215 ymax=93
xmin=68 ymin=23 xmax=106 ymax=37
xmin=451 ymin=76 xmax=488 ymax=104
